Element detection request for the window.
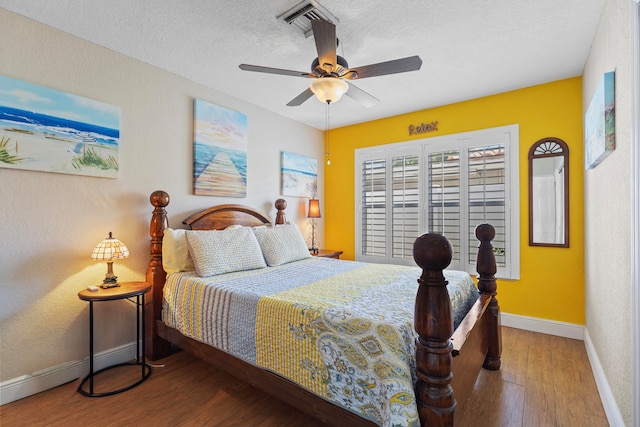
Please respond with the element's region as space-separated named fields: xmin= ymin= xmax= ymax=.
xmin=355 ymin=125 xmax=520 ymax=279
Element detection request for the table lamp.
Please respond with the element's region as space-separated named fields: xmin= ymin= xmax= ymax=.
xmin=91 ymin=232 xmax=129 ymax=288
xmin=307 ymin=198 xmax=321 ymax=254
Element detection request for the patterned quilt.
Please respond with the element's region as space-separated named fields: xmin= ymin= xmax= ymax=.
xmin=163 ymin=257 xmax=478 ymax=427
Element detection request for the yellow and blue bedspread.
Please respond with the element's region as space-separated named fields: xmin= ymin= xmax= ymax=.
xmin=163 ymin=257 xmax=477 ymax=427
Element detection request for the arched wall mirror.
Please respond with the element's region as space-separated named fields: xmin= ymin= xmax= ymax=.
xmin=528 ymin=137 xmax=570 ymax=247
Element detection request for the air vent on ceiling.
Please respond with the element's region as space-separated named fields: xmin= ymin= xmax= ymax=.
xmin=277 ymin=0 xmax=339 ymax=38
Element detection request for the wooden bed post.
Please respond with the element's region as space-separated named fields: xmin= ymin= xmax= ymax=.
xmin=146 ymin=190 xmax=172 ymax=360
xmin=475 ymin=224 xmax=502 ymax=370
xmin=413 ymin=233 xmax=456 ymax=426
xmin=275 ymin=198 xmax=287 ymax=225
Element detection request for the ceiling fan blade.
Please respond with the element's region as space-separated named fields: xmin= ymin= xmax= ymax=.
xmin=345 ymin=82 xmax=379 ymax=108
xmin=239 ymin=64 xmax=313 ymax=78
xmin=311 ymin=19 xmax=337 ymax=71
xmin=344 ymin=55 xmax=423 ymax=80
xmin=286 ymin=87 xmax=315 ymax=106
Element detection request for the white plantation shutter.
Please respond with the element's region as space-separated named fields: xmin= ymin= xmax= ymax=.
xmin=356 ymin=125 xmax=519 ymax=279
xmin=392 ymin=154 xmax=420 ymax=259
xmin=361 ymin=158 xmax=386 ymax=258
xmin=357 ymin=148 xmax=421 ymax=265
xmin=467 ymin=145 xmax=506 ymax=268
xmin=427 ymin=150 xmax=461 ymax=264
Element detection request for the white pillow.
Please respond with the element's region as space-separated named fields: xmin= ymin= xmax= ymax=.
xmin=185 ymin=227 xmax=267 ymax=277
xmin=252 ymin=224 xmax=311 ymax=266
xmin=162 ymin=228 xmax=196 ymax=274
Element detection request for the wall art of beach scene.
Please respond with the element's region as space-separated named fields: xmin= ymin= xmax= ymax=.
xmin=281 ymin=151 xmax=317 ymax=198
xmin=193 ymin=99 xmax=247 ymax=197
xmin=584 ymin=71 xmax=615 ymax=169
xmin=0 ymin=75 xmax=120 ymax=178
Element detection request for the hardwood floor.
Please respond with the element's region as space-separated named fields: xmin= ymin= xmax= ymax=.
xmin=457 ymin=328 xmax=608 ymax=427
xmin=0 ymin=327 xmax=608 ymax=426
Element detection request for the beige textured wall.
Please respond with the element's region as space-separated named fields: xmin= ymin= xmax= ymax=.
xmin=583 ymin=0 xmax=634 ymax=424
xmin=0 ymin=9 xmax=322 ymax=386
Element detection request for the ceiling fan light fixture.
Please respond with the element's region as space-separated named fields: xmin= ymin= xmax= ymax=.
xmin=310 ymin=77 xmax=349 ymax=104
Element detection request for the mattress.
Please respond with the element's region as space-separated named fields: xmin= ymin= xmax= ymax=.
xmin=162 ymin=257 xmax=478 ymax=427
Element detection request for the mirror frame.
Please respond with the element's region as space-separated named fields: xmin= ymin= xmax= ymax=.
xmin=528 ymin=137 xmax=570 ymax=247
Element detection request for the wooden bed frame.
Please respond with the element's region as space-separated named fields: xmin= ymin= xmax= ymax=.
xmin=145 ymin=190 xmax=501 ymax=426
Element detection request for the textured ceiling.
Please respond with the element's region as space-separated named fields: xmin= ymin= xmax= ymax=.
xmin=0 ymin=0 xmax=605 ymax=129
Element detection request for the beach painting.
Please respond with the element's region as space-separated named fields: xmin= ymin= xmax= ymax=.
xmin=193 ymin=99 xmax=247 ymax=197
xmin=281 ymin=151 xmax=317 ymax=198
xmin=0 ymin=75 xmax=120 ymax=178
xmin=585 ymin=71 xmax=615 ymax=169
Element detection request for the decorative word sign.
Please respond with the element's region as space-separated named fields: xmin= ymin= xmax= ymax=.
xmin=408 ymin=121 xmax=439 ymax=135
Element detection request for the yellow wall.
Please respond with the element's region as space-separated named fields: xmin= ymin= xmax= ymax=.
xmin=325 ymin=77 xmax=585 ymax=324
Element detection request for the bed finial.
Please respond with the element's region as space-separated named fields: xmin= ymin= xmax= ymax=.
xmin=412 ymin=233 xmax=455 ymax=427
xmin=475 ymin=223 xmax=502 ymax=370
xmin=149 ymin=190 xmax=170 ymax=252
xmin=150 ymin=190 xmax=170 ymax=208
xmin=275 ymin=198 xmax=287 ymax=225
xmin=413 ymin=233 xmax=453 ymax=280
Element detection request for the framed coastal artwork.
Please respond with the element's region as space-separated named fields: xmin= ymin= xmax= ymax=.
xmin=584 ymin=71 xmax=615 ymax=169
xmin=0 ymin=75 xmax=121 ymax=178
xmin=193 ymin=99 xmax=247 ymax=197
xmin=281 ymin=151 xmax=317 ymax=198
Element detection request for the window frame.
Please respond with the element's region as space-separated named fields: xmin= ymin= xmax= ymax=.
xmin=355 ymin=124 xmax=520 ymax=279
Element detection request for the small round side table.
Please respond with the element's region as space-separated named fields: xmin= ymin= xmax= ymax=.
xmin=77 ymin=281 xmax=152 ymax=397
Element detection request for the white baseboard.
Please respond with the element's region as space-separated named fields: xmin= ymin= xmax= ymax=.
xmin=0 ymin=342 xmax=136 ymax=406
xmin=501 ymin=312 xmax=585 ymax=340
xmin=584 ymin=330 xmax=626 ymax=427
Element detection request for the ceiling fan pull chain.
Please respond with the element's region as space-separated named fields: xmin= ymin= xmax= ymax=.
xmin=325 ymin=101 xmax=331 ymax=166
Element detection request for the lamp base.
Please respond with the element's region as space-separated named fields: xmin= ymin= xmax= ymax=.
xmin=308 ymin=217 xmax=319 ymax=256
xmin=100 ymin=270 xmax=120 ymax=288
xmin=100 ymin=280 xmax=120 ymax=289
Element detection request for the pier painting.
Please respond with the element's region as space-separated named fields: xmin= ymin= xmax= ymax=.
xmin=193 ymin=99 xmax=247 ymax=197
xmin=0 ymin=75 xmax=120 ymax=178
xmin=281 ymin=151 xmax=317 ymax=198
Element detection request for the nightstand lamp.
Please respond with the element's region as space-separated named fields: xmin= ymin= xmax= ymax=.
xmin=307 ymin=198 xmax=321 ymax=255
xmin=91 ymin=232 xmax=129 ymax=288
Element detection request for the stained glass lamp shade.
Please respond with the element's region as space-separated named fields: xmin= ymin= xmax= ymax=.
xmin=91 ymin=232 xmax=129 ymax=288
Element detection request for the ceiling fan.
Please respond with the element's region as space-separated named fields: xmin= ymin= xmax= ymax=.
xmin=239 ymin=18 xmax=422 ymax=107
